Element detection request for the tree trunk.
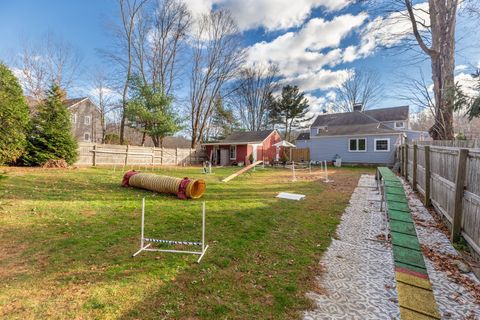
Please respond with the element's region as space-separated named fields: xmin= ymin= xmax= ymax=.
xmin=405 ymin=0 xmax=458 ymax=140
xmin=141 ymin=132 xmax=146 ymax=146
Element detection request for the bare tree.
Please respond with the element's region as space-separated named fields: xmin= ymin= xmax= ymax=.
xmin=90 ymin=68 xmax=115 ymax=143
xmin=189 ymin=10 xmax=245 ymax=148
xmin=228 ymin=64 xmax=279 ymax=131
xmin=106 ymin=0 xmax=148 ymax=145
xmin=145 ymin=0 xmax=191 ymax=95
xmin=17 ymin=33 xmax=82 ymax=100
xmin=333 ymin=69 xmax=383 ymax=112
xmin=373 ymin=0 xmax=460 ymax=139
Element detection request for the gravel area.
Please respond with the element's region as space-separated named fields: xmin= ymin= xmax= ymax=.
xmin=304 ymin=174 xmax=480 ymax=320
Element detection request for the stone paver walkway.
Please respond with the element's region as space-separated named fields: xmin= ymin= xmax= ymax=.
xmin=304 ymin=174 xmax=480 ymax=320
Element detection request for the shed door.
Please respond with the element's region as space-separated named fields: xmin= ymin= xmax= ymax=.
xmin=220 ymin=149 xmax=229 ymax=166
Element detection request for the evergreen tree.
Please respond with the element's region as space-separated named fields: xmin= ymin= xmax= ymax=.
xmin=125 ymin=78 xmax=182 ymax=147
xmin=210 ymin=97 xmax=238 ymax=140
xmin=0 ymin=63 xmax=30 ymax=164
xmin=23 ymin=85 xmax=78 ymax=165
xmin=269 ymin=85 xmax=313 ymax=141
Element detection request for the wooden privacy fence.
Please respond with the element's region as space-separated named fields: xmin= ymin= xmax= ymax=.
xmin=399 ymin=142 xmax=480 ymax=259
xmin=75 ymin=143 xmax=206 ymax=167
xmin=290 ymin=148 xmax=310 ymax=162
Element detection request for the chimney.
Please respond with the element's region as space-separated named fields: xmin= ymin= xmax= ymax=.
xmin=353 ymin=103 xmax=363 ymax=112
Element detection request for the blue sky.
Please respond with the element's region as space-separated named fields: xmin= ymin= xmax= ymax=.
xmin=0 ymin=0 xmax=478 ymax=115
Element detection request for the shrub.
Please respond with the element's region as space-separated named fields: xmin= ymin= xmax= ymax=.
xmin=22 ymin=85 xmax=78 ymax=166
xmin=0 ymin=63 xmax=30 ymax=164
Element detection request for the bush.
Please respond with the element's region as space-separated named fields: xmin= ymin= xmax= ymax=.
xmin=0 ymin=63 xmax=30 ymax=164
xmin=104 ymin=133 xmax=121 ymax=145
xmin=22 ymin=85 xmax=78 ymax=166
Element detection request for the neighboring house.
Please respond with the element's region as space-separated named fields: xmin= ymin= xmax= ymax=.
xmin=297 ymin=104 xmax=428 ymax=165
xmin=203 ymin=129 xmax=282 ymax=166
xmin=26 ymin=96 xmax=103 ymax=143
xmin=66 ymin=98 xmax=102 ymax=143
xmin=295 ymin=132 xmax=310 ymax=149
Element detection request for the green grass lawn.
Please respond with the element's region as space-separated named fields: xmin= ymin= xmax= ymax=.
xmin=0 ymin=165 xmax=371 ymax=319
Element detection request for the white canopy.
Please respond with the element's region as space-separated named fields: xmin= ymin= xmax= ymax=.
xmin=273 ymin=140 xmax=296 ymax=148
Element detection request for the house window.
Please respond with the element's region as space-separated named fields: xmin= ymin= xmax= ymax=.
xmin=84 ymin=132 xmax=91 ymax=141
xmin=374 ymin=138 xmax=390 ymax=152
xmin=84 ymin=115 xmax=91 ymax=125
xmin=229 ymin=145 xmax=236 ymax=160
xmin=349 ymin=138 xmax=367 ymax=152
xmin=71 ymin=113 xmax=77 ymax=124
xmin=395 ymin=121 xmax=405 ymax=129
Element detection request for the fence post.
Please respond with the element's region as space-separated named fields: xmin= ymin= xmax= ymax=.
xmin=175 ymin=147 xmax=178 ymax=165
xmin=451 ymin=148 xmax=469 ymax=242
xmin=412 ymin=144 xmax=417 ymax=191
xmin=125 ymin=145 xmax=129 ymax=167
xmin=161 ymin=147 xmax=163 ymax=165
xmin=92 ymin=144 xmax=97 ymax=167
xmin=151 ymin=147 xmax=155 ymax=167
xmin=404 ymin=144 xmax=409 ymax=180
xmin=399 ymin=145 xmax=404 ymax=175
xmin=424 ymin=146 xmax=431 ymax=207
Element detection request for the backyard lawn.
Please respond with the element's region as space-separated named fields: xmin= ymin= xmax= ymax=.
xmin=0 ymin=165 xmax=372 ymax=319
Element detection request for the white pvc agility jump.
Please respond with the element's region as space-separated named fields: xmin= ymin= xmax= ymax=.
xmin=132 ymin=198 xmax=209 ymax=263
xmin=289 ymin=161 xmax=311 ymax=182
xmin=320 ymin=160 xmax=332 ymax=183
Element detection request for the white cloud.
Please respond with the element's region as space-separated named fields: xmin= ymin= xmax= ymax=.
xmin=186 ymin=0 xmax=354 ymax=31
xmin=278 ymin=69 xmax=350 ymax=92
xmin=455 ymin=64 xmax=469 ymax=72
xmin=456 ymin=72 xmax=478 ymax=98
xmin=346 ymin=2 xmax=430 ymax=61
xmin=247 ymin=13 xmax=368 ymax=77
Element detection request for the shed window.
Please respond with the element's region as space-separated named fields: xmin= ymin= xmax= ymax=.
xmin=349 ymin=138 xmax=366 ymax=152
xmin=229 ymin=145 xmax=236 ymax=160
xmin=375 ymin=138 xmax=390 ymax=152
xmin=84 ymin=115 xmax=91 ymax=125
xmin=84 ymin=132 xmax=90 ymax=141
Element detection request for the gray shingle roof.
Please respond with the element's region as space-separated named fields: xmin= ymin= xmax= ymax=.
xmin=205 ymin=129 xmax=275 ymax=144
xmin=64 ymin=97 xmax=88 ymax=107
xmin=310 ymin=106 xmax=409 ymax=137
xmin=364 ymin=106 xmax=409 ymax=122
xmin=312 ymin=106 xmax=409 ymax=128
xmin=296 ymin=132 xmax=310 ymax=140
xmin=315 ymin=123 xmax=399 ymax=136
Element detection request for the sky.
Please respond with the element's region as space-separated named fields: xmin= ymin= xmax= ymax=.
xmin=0 ymin=0 xmax=479 ymax=117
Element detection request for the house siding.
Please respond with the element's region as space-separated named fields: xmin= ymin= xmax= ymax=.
xmin=69 ymin=100 xmax=102 ymax=143
xmin=310 ymin=134 xmax=402 ymax=164
xmin=260 ymin=131 xmax=282 ymax=162
xmin=296 ymin=140 xmax=309 ymax=149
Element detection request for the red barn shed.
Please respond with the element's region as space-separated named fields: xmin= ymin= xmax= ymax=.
xmin=203 ymin=130 xmax=283 ymax=166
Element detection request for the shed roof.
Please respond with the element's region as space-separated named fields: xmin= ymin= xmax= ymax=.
xmin=204 ymin=129 xmax=276 ymax=145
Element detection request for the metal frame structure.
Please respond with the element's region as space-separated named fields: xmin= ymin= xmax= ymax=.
xmin=132 ymin=198 xmax=209 ymax=263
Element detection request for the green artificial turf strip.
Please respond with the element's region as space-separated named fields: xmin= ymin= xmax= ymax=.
xmin=391 ymin=232 xmax=421 ymax=251
xmin=393 ymin=246 xmax=427 ymax=269
xmin=390 ymin=220 xmax=417 ymax=236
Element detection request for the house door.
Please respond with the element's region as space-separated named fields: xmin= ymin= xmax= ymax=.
xmin=220 ymin=149 xmax=229 ymax=166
